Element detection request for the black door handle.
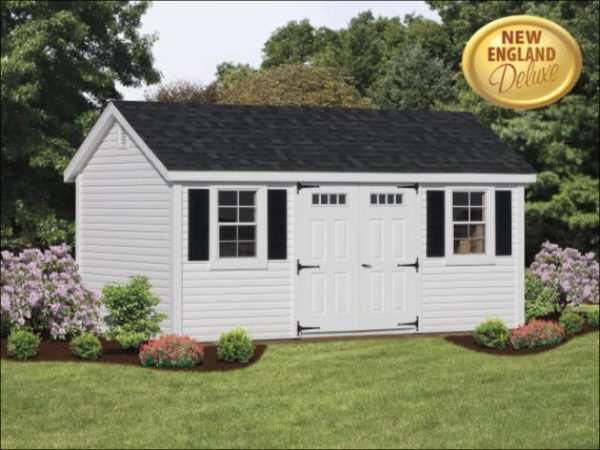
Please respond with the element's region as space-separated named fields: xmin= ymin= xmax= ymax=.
xmin=361 ymin=263 xmax=372 ymax=268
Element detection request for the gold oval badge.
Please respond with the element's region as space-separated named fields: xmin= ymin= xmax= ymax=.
xmin=462 ymin=15 xmax=582 ymax=109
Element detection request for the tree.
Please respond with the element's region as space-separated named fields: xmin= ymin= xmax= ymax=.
xmin=261 ymin=19 xmax=318 ymax=68
xmin=1 ymin=1 xmax=160 ymax=250
xmin=219 ymin=64 xmax=374 ymax=109
xmin=369 ymin=44 xmax=455 ymax=110
xmin=146 ymin=80 xmax=220 ymax=103
xmin=215 ymin=62 xmax=258 ymax=91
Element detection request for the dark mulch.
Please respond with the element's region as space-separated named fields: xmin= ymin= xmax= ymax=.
xmin=0 ymin=338 xmax=266 ymax=372
xmin=445 ymin=324 xmax=599 ymax=356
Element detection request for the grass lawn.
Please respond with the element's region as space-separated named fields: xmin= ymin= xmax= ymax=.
xmin=1 ymin=333 xmax=599 ymax=449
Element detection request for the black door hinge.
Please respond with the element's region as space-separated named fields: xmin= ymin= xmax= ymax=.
xmin=297 ymin=182 xmax=320 ymax=194
xmin=398 ymin=316 xmax=419 ymax=331
xmin=397 ymin=183 xmax=419 ymax=193
xmin=297 ymin=259 xmax=321 ymax=275
xmin=397 ymin=258 xmax=419 ymax=272
xmin=297 ymin=321 xmax=321 ymax=336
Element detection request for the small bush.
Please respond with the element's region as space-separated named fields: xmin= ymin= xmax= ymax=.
xmin=586 ymin=308 xmax=599 ymax=328
xmin=217 ymin=328 xmax=255 ymax=363
xmin=116 ymin=331 xmax=147 ymax=350
xmin=559 ymin=310 xmax=584 ymax=335
xmin=474 ymin=318 xmax=510 ymax=349
xmin=524 ymin=270 xmax=557 ymax=322
xmin=70 ymin=333 xmax=102 ymax=359
xmin=102 ymin=276 xmax=166 ymax=349
xmin=8 ymin=330 xmax=41 ymax=360
xmin=510 ymin=320 xmax=565 ymax=350
xmin=139 ymin=334 xmax=204 ymax=368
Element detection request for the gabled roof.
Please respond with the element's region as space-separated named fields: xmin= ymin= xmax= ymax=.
xmin=112 ymin=101 xmax=535 ymax=174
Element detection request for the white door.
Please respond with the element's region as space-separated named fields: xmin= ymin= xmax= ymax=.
xmin=295 ymin=184 xmax=419 ymax=335
xmin=295 ymin=185 xmax=360 ymax=333
xmin=358 ymin=186 xmax=419 ymax=329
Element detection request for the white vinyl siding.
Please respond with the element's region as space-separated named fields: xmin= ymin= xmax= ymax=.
xmin=420 ymin=185 xmax=522 ymax=332
xmin=181 ymin=184 xmax=295 ymax=341
xmin=78 ymin=122 xmax=173 ymax=332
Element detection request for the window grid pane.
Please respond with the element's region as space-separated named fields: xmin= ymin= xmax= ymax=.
xmin=218 ymin=190 xmax=257 ymax=258
xmin=452 ymin=191 xmax=486 ymax=255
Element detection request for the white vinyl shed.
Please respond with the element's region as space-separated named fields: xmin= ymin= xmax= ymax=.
xmin=64 ymin=101 xmax=536 ymax=341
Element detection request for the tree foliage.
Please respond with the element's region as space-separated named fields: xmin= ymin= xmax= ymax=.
xmin=146 ymin=80 xmax=219 ymax=103
xmin=1 ymin=1 xmax=159 ymax=250
xmin=219 ymin=64 xmax=374 ymax=109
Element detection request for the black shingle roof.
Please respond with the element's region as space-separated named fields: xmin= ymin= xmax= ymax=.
xmin=113 ymin=101 xmax=535 ymax=174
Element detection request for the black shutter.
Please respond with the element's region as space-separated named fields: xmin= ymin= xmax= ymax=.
xmin=268 ymin=190 xmax=287 ymax=260
xmin=188 ymin=189 xmax=209 ymax=261
xmin=495 ymin=191 xmax=512 ymax=256
xmin=426 ymin=191 xmax=445 ymax=257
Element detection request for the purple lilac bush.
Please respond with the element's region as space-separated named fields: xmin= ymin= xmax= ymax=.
xmin=0 ymin=244 xmax=101 ymax=339
xmin=530 ymin=241 xmax=599 ymax=315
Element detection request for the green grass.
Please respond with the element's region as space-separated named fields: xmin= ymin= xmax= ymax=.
xmin=2 ymin=333 xmax=599 ymax=449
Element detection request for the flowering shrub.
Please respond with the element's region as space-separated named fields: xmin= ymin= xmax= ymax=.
xmin=1 ymin=245 xmax=101 ymax=339
xmin=510 ymin=320 xmax=565 ymax=350
xmin=139 ymin=334 xmax=204 ymax=368
xmin=530 ymin=242 xmax=599 ymax=315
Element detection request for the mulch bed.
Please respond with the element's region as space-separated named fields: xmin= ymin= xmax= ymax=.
xmin=0 ymin=338 xmax=266 ymax=372
xmin=445 ymin=324 xmax=599 ymax=356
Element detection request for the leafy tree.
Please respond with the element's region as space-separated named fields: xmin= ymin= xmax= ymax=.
xmin=146 ymin=80 xmax=220 ymax=103
xmin=219 ymin=64 xmax=374 ymax=108
xmin=261 ymin=19 xmax=319 ymax=68
xmin=215 ymin=62 xmax=257 ymax=91
xmin=1 ymin=1 xmax=159 ymax=250
xmin=369 ymin=44 xmax=455 ymax=110
xmin=428 ymin=1 xmax=599 ymax=259
xmin=313 ymin=12 xmax=406 ymax=95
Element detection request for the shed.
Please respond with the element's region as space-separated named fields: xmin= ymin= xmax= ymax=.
xmin=64 ymin=101 xmax=536 ymax=341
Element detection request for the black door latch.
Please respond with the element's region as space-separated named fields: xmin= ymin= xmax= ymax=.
xmin=397 ymin=258 xmax=419 ymax=272
xmin=297 ymin=259 xmax=321 ymax=275
xmin=297 ymin=321 xmax=321 ymax=336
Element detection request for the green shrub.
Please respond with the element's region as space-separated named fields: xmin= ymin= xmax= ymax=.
xmin=217 ymin=328 xmax=255 ymax=363
xmin=586 ymin=308 xmax=599 ymax=328
xmin=7 ymin=330 xmax=41 ymax=360
xmin=474 ymin=319 xmax=510 ymax=349
xmin=116 ymin=331 xmax=147 ymax=350
xmin=524 ymin=271 xmax=557 ymax=322
xmin=559 ymin=310 xmax=584 ymax=335
xmin=70 ymin=333 xmax=102 ymax=359
xmin=1 ymin=313 xmax=12 ymax=338
xmin=102 ymin=276 xmax=166 ymax=349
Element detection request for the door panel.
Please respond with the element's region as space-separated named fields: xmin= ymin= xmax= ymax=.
xmin=296 ymin=186 xmax=360 ymax=332
xmin=358 ymin=186 xmax=419 ymax=329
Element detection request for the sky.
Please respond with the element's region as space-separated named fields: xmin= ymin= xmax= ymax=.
xmin=119 ymin=1 xmax=439 ymax=100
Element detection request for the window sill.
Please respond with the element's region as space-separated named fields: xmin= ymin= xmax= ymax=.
xmin=444 ymin=255 xmax=496 ymax=266
xmin=209 ymin=257 xmax=267 ymax=270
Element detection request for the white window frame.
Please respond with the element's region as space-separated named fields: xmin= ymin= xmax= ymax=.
xmin=444 ymin=187 xmax=495 ymax=265
xmin=209 ymin=185 xmax=267 ymax=270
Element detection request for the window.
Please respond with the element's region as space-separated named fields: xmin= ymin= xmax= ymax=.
xmin=370 ymin=193 xmax=403 ymax=205
xmin=452 ymin=191 xmax=485 ymax=254
xmin=218 ymin=190 xmax=256 ymax=257
xmin=312 ymin=193 xmax=346 ymax=205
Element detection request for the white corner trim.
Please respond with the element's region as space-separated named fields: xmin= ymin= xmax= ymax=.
xmin=171 ymin=184 xmax=183 ymax=334
xmin=167 ymin=171 xmax=537 ymax=184
xmin=63 ymin=103 xmax=170 ymax=183
xmin=516 ymin=186 xmax=526 ymax=325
